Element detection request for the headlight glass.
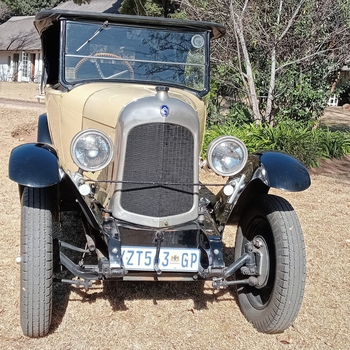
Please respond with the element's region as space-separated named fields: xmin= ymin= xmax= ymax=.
xmin=71 ymin=129 xmax=113 ymax=172
xmin=207 ymin=136 xmax=248 ymax=176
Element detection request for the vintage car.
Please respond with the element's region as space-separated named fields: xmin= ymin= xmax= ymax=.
xmin=9 ymin=9 xmax=311 ymax=338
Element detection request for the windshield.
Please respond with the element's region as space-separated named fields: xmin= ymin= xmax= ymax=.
xmin=63 ymin=20 xmax=209 ymax=94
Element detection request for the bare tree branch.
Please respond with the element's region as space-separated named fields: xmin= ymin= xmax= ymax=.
xmin=230 ymin=0 xmax=263 ymax=122
xmin=278 ymin=0 xmax=306 ymax=41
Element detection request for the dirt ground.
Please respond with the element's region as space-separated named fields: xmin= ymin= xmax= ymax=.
xmin=0 ymin=82 xmax=350 ymax=349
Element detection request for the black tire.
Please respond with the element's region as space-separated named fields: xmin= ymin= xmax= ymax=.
xmin=20 ymin=187 xmax=53 ymax=337
xmin=234 ymin=194 xmax=306 ymax=333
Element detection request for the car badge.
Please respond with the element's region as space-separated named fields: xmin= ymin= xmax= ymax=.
xmin=160 ymin=105 xmax=170 ymax=117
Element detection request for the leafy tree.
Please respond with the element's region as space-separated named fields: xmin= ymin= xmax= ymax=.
xmin=0 ymin=0 xmax=93 ymax=22
xmin=0 ymin=1 xmax=11 ymax=23
xmin=119 ymin=0 xmax=179 ymax=17
xmin=1 ymin=0 xmax=67 ymax=16
xmin=178 ymin=0 xmax=350 ymax=124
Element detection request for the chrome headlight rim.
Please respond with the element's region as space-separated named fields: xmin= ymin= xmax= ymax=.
xmin=206 ymin=135 xmax=248 ymax=177
xmin=70 ymin=129 xmax=114 ymax=172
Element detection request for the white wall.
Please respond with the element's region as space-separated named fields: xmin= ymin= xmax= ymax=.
xmin=0 ymin=50 xmax=43 ymax=83
xmin=0 ymin=52 xmax=11 ymax=81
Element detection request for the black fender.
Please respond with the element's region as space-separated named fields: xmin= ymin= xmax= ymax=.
xmin=60 ymin=173 xmax=101 ymax=231
xmin=224 ymin=151 xmax=310 ymax=225
xmin=37 ymin=113 xmax=52 ymax=144
xmin=9 ymin=143 xmax=60 ymax=187
xmin=256 ymin=151 xmax=311 ymax=192
xmin=225 ymin=178 xmax=269 ymax=225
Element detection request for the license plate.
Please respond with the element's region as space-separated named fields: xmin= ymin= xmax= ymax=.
xmin=121 ymin=246 xmax=200 ymax=272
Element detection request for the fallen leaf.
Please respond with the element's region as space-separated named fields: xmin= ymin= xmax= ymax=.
xmin=277 ymin=334 xmax=292 ymax=345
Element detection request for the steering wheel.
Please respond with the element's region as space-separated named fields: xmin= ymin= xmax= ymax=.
xmin=74 ymin=52 xmax=134 ymax=79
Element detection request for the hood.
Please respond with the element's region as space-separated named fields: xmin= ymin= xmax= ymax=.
xmin=80 ymin=83 xmax=203 ymax=128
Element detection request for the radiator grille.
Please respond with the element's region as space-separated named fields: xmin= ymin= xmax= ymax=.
xmin=120 ymin=123 xmax=194 ymax=217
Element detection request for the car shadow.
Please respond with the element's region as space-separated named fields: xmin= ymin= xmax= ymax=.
xmin=50 ymin=272 xmax=72 ymax=334
xmin=68 ymin=275 xmax=236 ymax=314
xmin=49 ymin=211 xmax=85 ymax=334
xmin=49 ymin=211 xmax=239 ymax=331
xmin=49 ymin=274 xmax=238 ymax=335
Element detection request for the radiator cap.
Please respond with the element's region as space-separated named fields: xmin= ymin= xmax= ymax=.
xmin=156 ymin=86 xmax=169 ymax=101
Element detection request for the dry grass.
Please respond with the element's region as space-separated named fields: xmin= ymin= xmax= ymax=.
xmin=0 ymin=83 xmax=350 ymax=349
xmin=0 ymin=81 xmax=42 ymax=102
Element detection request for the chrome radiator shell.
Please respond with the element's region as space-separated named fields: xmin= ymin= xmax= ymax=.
xmin=109 ymin=91 xmax=200 ymax=228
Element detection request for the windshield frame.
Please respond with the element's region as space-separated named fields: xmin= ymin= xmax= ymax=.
xmin=59 ymin=19 xmax=211 ymax=97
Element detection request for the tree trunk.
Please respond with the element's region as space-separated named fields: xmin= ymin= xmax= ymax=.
xmin=230 ymin=1 xmax=262 ymax=124
xmin=265 ymin=46 xmax=277 ymax=125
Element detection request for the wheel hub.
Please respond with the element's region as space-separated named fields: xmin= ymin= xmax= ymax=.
xmin=252 ymin=235 xmax=269 ymax=289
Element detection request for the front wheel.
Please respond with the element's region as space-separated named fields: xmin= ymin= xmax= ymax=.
xmin=234 ymin=194 xmax=306 ymax=333
xmin=20 ymin=187 xmax=53 ymax=337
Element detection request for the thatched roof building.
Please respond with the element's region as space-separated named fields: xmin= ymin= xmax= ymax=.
xmin=0 ymin=16 xmax=39 ymax=51
xmin=0 ymin=1 xmax=121 ymax=51
xmin=0 ymin=1 xmax=122 ymax=82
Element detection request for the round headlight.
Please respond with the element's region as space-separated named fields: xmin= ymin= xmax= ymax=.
xmin=206 ymin=136 xmax=248 ymax=176
xmin=71 ymin=129 xmax=114 ymax=172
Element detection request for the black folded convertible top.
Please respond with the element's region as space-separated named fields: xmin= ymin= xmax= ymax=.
xmin=34 ymin=9 xmax=226 ymax=40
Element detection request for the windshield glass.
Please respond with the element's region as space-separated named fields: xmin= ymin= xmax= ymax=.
xmin=63 ymin=20 xmax=209 ymax=94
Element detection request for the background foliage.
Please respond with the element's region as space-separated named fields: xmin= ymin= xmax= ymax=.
xmin=203 ymin=120 xmax=350 ymax=168
xmin=1 ymin=0 xmax=60 ymax=15
xmin=119 ymin=0 xmax=180 ymax=17
xmin=0 ymin=0 xmax=90 ymax=16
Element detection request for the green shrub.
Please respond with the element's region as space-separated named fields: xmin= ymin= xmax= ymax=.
xmin=203 ymin=120 xmax=350 ymax=168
